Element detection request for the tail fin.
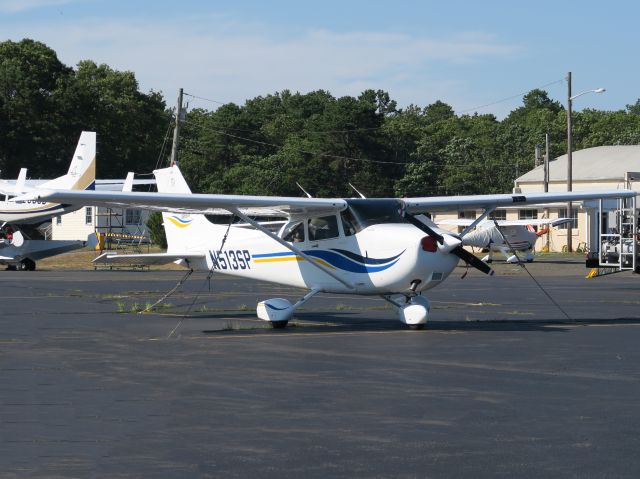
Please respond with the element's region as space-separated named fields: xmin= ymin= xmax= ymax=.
xmin=14 ymin=168 xmax=27 ymax=194
xmin=40 ymin=131 xmax=96 ymax=191
xmin=122 ymin=172 xmax=134 ymax=192
xmin=154 ymin=165 xmax=226 ymax=253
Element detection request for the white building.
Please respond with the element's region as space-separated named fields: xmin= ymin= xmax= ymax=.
xmin=52 ymin=206 xmax=150 ymax=244
xmin=435 ymin=145 xmax=640 ymax=252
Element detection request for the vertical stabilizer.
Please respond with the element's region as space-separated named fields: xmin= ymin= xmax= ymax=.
xmin=122 ymin=172 xmax=134 ymax=192
xmin=40 ymin=131 xmax=96 ymax=191
xmin=14 ymin=168 xmax=27 ymax=194
xmin=154 ymin=165 xmax=225 ymax=253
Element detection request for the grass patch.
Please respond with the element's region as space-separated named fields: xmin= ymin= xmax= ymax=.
xmin=37 ymin=246 xmax=184 ymax=271
xmin=335 ymin=303 xmax=353 ymax=311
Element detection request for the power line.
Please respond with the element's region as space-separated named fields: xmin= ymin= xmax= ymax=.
xmin=184 ymin=78 xmax=565 ymax=136
xmin=207 ymin=127 xmax=403 ymax=165
xmin=183 ymin=92 xmax=227 ymax=106
xmin=456 ymin=79 xmax=564 ymax=114
xmin=180 ymin=117 xmax=405 ymax=165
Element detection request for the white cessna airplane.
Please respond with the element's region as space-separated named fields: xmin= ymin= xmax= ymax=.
xmin=17 ymin=165 xmax=634 ymax=328
xmin=436 ymin=217 xmax=572 ymax=263
xmin=0 ymin=131 xmax=96 ymax=270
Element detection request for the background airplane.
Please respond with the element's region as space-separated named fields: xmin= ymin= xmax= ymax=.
xmin=436 ymin=217 xmax=572 ymax=263
xmin=0 ymin=131 xmax=96 ymax=225
xmin=20 ymin=164 xmax=634 ymax=327
xmin=0 ymin=131 xmax=96 ymax=270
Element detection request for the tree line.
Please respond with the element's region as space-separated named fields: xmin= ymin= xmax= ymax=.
xmin=2 ymin=39 xmax=640 ymax=199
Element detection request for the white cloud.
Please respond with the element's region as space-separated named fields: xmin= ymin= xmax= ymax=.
xmin=1 ymin=14 xmax=520 ymax=111
xmin=0 ymin=0 xmax=76 ymax=13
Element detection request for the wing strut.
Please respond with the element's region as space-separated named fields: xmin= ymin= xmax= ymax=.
xmin=230 ymin=209 xmax=355 ymax=290
xmin=459 ymin=207 xmax=496 ymax=238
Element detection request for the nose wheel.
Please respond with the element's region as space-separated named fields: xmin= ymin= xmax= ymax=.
xmin=408 ymin=323 xmax=425 ymax=330
xmin=383 ymin=294 xmax=430 ymax=329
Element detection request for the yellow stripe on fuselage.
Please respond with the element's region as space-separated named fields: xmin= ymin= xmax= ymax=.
xmin=253 ymin=256 xmax=303 ymax=263
xmin=253 ymin=256 xmax=335 ymax=269
xmin=0 ymin=202 xmax=61 ymax=214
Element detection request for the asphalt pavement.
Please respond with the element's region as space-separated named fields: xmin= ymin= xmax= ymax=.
xmin=1 ymin=258 xmax=640 ymax=478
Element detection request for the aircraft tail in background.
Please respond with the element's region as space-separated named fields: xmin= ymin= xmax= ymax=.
xmin=40 ymin=131 xmax=96 ymax=191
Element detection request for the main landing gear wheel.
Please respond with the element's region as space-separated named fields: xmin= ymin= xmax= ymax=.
xmin=270 ymin=320 xmax=289 ymax=329
xmin=19 ymin=258 xmax=36 ymax=271
xmin=408 ymin=323 xmax=425 ymax=330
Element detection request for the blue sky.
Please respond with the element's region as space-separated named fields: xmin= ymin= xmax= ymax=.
xmin=1 ymin=0 xmax=638 ymax=117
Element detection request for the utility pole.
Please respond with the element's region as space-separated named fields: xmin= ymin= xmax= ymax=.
xmin=544 ymin=133 xmax=550 ymax=193
xmin=544 ymin=133 xmax=550 ymax=251
xmin=566 ymin=72 xmax=573 ymax=252
xmin=170 ymin=88 xmax=184 ymax=166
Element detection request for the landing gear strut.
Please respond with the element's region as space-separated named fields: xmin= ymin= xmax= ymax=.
xmin=257 ymin=288 xmax=322 ymax=329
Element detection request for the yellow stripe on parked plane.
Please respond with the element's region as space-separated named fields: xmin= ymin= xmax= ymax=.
xmin=253 ymin=256 xmax=303 ymax=263
xmin=253 ymin=256 xmax=335 ymax=269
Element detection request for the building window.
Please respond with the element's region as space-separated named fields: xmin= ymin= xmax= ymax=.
xmin=518 ymin=209 xmax=538 ymax=221
xmin=557 ymin=208 xmax=578 ymax=230
xmin=125 ymin=209 xmax=142 ymax=225
xmin=491 ymin=210 xmax=507 ymax=221
xmin=56 ymin=216 xmax=62 ymax=225
xmin=85 ymin=207 xmax=93 ymax=225
xmin=457 ymin=211 xmax=476 ymax=233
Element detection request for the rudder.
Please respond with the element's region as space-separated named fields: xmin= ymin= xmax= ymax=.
xmin=40 ymin=131 xmax=96 ymax=191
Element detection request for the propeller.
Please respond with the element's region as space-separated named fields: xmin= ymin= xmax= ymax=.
xmin=403 ymin=212 xmax=444 ymax=244
xmin=404 ymin=211 xmax=494 ymax=276
xmin=451 ymin=245 xmax=494 ymax=275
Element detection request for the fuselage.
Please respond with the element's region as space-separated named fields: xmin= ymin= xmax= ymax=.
xmin=463 ymin=223 xmax=538 ymax=252
xmin=0 ymin=199 xmax=77 ymax=225
xmin=207 ymin=223 xmax=459 ymax=294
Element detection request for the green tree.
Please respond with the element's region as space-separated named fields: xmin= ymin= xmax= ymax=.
xmin=0 ymin=39 xmax=73 ymax=176
xmin=146 ymin=212 xmax=167 ymax=248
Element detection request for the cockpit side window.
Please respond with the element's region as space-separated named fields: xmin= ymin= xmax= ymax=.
xmin=282 ymin=221 xmax=305 ymax=243
xmin=307 ymin=215 xmax=339 ymax=241
xmin=341 ymin=210 xmax=356 ymax=236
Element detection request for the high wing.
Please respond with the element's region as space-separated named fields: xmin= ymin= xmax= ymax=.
xmin=17 ymin=189 xmax=347 ymax=218
xmin=16 ymin=185 xmax=633 ymax=219
xmin=403 ymin=190 xmax=635 ymax=213
xmin=437 ymin=218 xmax=573 ymax=227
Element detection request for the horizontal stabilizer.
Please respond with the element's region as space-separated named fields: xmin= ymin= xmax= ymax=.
xmin=93 ymin=252 xmax=205 ymax=266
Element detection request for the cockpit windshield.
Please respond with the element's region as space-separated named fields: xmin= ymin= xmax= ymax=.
xmin=344 ymin=199 xmax=406 ymax=233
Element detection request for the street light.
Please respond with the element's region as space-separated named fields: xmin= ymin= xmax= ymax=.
xmin=566 ymin=71 xmax=605 ymax=252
